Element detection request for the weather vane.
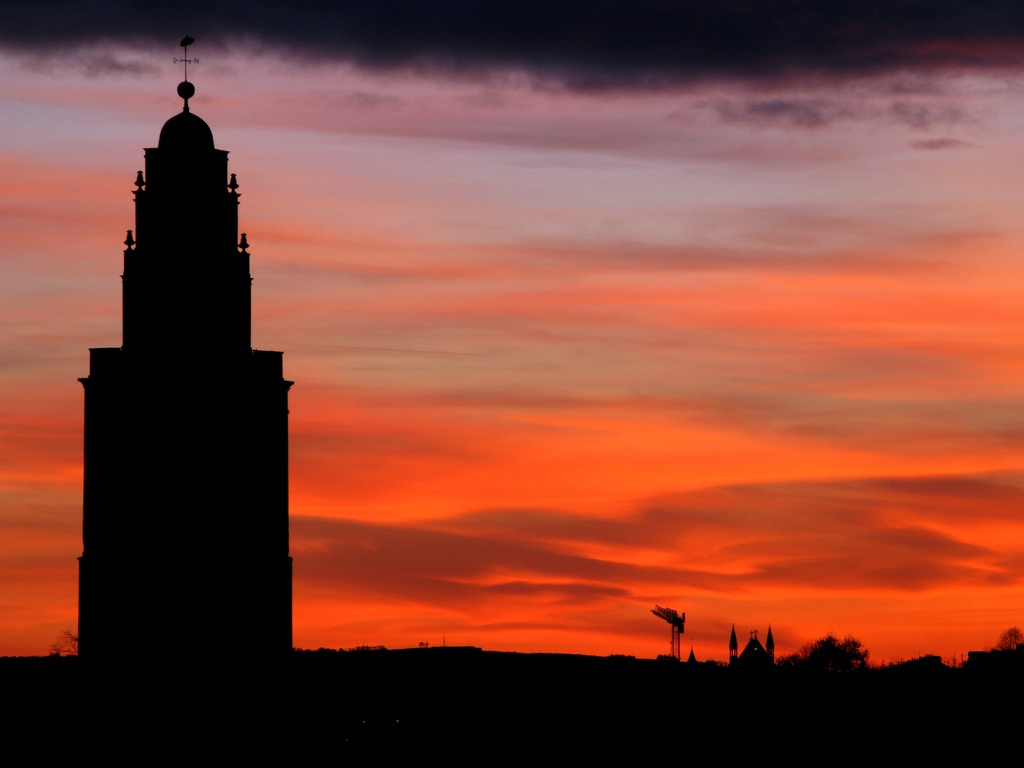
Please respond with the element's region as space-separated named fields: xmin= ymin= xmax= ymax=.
xmin=173 ymin=36 xmax=197 ymax=82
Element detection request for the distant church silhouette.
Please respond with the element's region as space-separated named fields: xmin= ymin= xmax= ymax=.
xmin=729 ymin=624 xmax=775 ymax=669
xmin=78 ymin=68 xmax=293 ymax=661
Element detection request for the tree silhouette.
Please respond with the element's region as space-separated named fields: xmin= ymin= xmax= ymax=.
xmin=778 ymin=633 xmax=869 ymax=672
xmin=995 ymin=626 xmax=1023 ymax=651
xmin=49 ymin=628 xmax=78 ymax=656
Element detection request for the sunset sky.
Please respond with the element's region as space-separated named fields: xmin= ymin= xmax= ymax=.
xmin=5 ymin=2 xmax=1024 ymax=663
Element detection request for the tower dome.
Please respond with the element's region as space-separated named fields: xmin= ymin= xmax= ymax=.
xmin=158 ymin=110 xmax=215 ymax=152
xmin=157 ymin=81 xmax=215 ymax=151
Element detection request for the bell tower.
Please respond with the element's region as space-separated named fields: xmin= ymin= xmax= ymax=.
xmin=78 ymin=48 xmax=293 ymax=663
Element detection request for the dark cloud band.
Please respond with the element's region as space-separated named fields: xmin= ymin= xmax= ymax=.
xmin=5 ymin=1 xmax=1024 ymax=88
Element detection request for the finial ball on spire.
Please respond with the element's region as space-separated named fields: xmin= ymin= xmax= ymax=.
xmin=177 ymin=81 xmax=196 ymax=101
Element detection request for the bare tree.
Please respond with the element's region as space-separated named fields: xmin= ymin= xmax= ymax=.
xmin=49 ymin=628 xmax=78 ymax=656
xmin=995 ymin=626 xmax=1024 ymax=651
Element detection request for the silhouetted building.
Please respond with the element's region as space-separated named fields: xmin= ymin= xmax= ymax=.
xmin=77 ymin=76 xmax=292 ymax=662
xmin=730 ymin=626 xmax=774 ymax=670
xmin=966 ymin=645 xmax=1024 ymax=674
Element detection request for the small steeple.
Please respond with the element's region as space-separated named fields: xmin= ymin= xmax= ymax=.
xmin=729 ymin=624 xmax=738 ymax=661
xmin=765 ymin=624 xmax=775 ymax=662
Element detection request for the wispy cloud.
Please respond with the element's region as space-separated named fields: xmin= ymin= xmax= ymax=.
xmin=711 ymin=96 xmax=975 ymax=131
xmin=912 ymin=137 xmax=975 ymax=150
xmin=296 ymin=471 xmax=1024 ymax=600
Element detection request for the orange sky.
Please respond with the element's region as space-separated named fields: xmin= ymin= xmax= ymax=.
xmin=3 ymin=41 xmax=1024 ymax=664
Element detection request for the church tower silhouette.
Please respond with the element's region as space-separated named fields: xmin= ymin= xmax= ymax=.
xmin=77 ymin=68 xmax=293 ymax=662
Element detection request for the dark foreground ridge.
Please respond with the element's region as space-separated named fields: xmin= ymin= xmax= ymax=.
xmin=3 ymin=646 xmax=1020 ymax=759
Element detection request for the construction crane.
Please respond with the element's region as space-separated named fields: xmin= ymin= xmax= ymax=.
xmin=651 ymin=605 xmax=685 ymax=660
